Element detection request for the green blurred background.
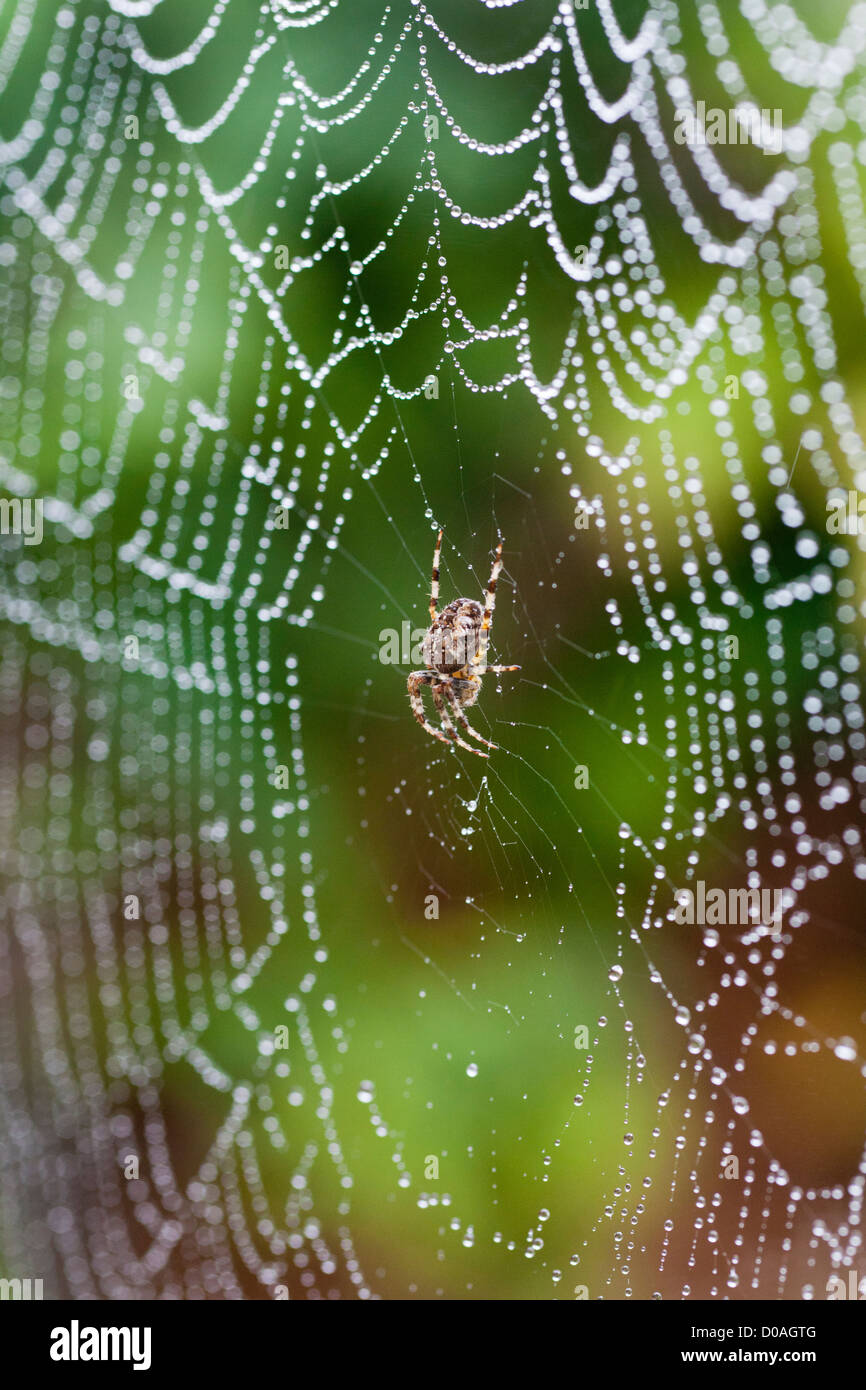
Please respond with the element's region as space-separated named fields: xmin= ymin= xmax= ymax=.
xmin=1 ymin=0 xmax=866 ymax=1300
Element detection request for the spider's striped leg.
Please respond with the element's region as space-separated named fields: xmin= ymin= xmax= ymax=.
xmin=408 ymin=671 xmax=452 ymax=748
xmin=483 ymin=665 xmax=521 ymax=674
xmin=429 ymin=528 xmax=443 ymax=624
xmin=432 ymin=683 xmax=489 ymax=758
xmin=444 ymin=688 xmax=497 ymax=751
xmin=471 ymin=537 xmax=505 ymax=666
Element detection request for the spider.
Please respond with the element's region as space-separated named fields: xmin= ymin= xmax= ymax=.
xmin=407 ymin=529 xmax=519 ymax=758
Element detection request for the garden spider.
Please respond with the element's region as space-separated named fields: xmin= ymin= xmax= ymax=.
xmin=407 ymin=529 xmax=519 ymax=758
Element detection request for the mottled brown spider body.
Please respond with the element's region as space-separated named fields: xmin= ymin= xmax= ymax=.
xmin=422 ymin=598 xmax=485 ymax=674
xmin=408 ymin=531 xmax=519 ymax=758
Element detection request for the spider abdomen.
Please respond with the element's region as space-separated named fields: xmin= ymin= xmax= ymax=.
xmin=422 ymin=598 xmax=484 ymax=673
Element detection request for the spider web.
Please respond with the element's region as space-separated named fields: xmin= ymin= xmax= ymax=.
xmin=1 ymin=0 xmax=866 ymax=1300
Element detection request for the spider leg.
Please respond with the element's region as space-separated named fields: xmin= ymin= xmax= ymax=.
xmin=470 ymin=537 xmax=505 ymax=667
xmin=432 ymin=683 xmax=489 ymax=758
xmin=408 ymin=671 xmax=452 ymax=748
xmin=444 ymin=688 xmax=498 ymax=751
xmin=450 ymin=662 xmax=520 ymax=682
xmin=429 ymin=528 xmax=443 ymax=624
